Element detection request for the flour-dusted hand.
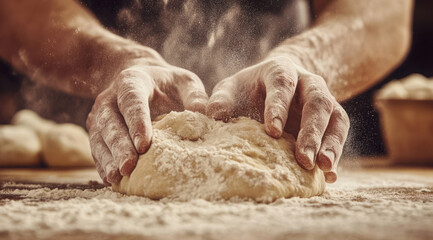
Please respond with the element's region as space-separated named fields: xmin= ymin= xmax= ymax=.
xmin=206 ymin=56 xmax=349 ymax=183
xmin=87 ymin=57 xmax=208 ymax=185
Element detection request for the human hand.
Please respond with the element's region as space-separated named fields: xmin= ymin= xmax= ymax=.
xmin=206 ymin=56 xmax=350 ymax=183
xmin=86 ymin=57 xmax=208 ymax=185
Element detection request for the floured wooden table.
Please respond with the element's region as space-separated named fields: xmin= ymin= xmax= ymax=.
xmin=0 ymin=159 xmax=432 ymax=240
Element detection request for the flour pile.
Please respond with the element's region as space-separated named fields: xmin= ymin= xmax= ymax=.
xmin=113 ymin=111 xmax=325 ymax=202
xmin=1 ymin=169 xmax=432 ymax=240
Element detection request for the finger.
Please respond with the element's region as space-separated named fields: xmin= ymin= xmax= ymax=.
xmin=94 ymin=159 xmax=109 ymax=186
xmin=89 ymin=130 xmax=121 ymax=185
xmin=295 ymin=75 xmax=334 ymax=170
xmin=263 ymin=66 xmax=298 ymax=138
xmin=96 ymin=100 xmax=138 ymax=177
xmin=206 ymin=78 xmax=236 ymax=121
xmin=87 ymin=106 xmax=109 ymax=185
xmin=174 ymin=71 xmax=208 ymax=113
xmin=317 ymin=105 xmax=350 ymax=173
xmin=117 ymin=70 xmax=153 ymax=155
xmin=325 ymin=157 xmax=340 ymax=183
xmin=319 ymin=106 xmax=349 ymax=184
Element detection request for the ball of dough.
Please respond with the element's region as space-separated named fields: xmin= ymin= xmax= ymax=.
xmin=42 ymin=124 xmax=94 ymax=168
xmin=12 ymin=110 xmax=94 ymax=168
xmin=11 ymin=109 xmax=55 ymax=136
xmin=0 ymin=125 xmax=41 ymax=167
xmin=113 ymin=111 xmax=325 ymax=202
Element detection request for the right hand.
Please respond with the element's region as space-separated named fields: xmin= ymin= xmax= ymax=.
xmin=86 ymin=58 xmax=208 ymax=185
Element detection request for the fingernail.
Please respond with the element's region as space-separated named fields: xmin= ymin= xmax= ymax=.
xmin=133 ymin=135 xmax=141 ymax=151
xmin=188 ymin=100 xmax=206 ymax=114
xmin=106 ymin=165 xmax=122 ymax=184
xmin=319 ymin=150 xmax=335 ymax=171
xmin=325 ymin=171 xmax=337 ymax=183
xmin=120 ymin=158 xmax=137 ymax=176
xmin=134 ymin=135 xmax=150 ymax=154
xmin=272 ymin=118 xmax=283 ymax=135
xmin=211 ymin=110 xmax=229 ymax=121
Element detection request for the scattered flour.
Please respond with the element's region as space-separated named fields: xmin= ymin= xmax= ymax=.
xmin=1 ymin=170 xmax=432 ymax=240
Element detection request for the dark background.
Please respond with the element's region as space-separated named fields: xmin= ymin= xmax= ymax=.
xmin=0 ymin=0 xmax=432 ymax=157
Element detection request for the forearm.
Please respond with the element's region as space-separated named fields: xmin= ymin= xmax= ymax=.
xmin=0 ymin=0 xmax=163 ymax=98
xmin=268 ymin=0 xmax=413 ymax=101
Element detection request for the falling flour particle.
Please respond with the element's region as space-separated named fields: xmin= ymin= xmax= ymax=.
xmin=113 ymin=111 xmax=325 ymax=202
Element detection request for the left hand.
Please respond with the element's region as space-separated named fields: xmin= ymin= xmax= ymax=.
xmin=206 ymin=56 xmax=350 ymax=183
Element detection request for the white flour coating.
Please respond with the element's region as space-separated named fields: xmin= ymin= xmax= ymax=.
xmin=0 ymin=125 xmax=41 ymax=167
xmin=377 ymin=73 xmax=433 ymax=99
xmin=11 ymin=110 xmax=94 ymax=168
xmin=113 ymin=111 xmax=325 ymax=202
xmin=1 ymin=170 xmax=432 ymax=240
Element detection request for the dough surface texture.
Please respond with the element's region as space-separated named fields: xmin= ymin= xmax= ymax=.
xmin=113 ymin=111 xmax=325 ymax=202
xmin=0 ymin=125 xmax=41 ymax=167
xmin=12 ymin=110 xmax=94 ymax=168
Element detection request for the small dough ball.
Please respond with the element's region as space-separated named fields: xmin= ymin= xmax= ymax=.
xmin=42 ymin=124 xmax=94 ymax=168
xmin=11 ymin=109 xmax=55 ymax=136
xmin=0 ymin=125 xmax=41 ymax=167
xmin=12 ymin=110 xmax=94 ymax=168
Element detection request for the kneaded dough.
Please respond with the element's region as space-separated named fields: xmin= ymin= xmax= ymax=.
xmin=12 ymin=110 xmax=94 ymax=168
xmin=113 ymin=111 xmax=325 ymax=202
xmin=0 ymin=125 xmax=41 ymax=167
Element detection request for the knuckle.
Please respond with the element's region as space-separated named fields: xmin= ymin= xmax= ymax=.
xmin=86 ymin=112 xmax=94 ymax=131
xmin=311 ymin=93 xmax=334 ymax=113
xmin=267 ymin=91 xmax=291 ymax=113
xmin=325 ymin=134 xmax=343 ymax=148
xmin=186 ymin=90 xmax=208 ymax=105
xmin=175 ymin=69 xmax=202 ymax=84
xmin=267 ymin=104 xmax=289 ymax=120
xmin=88 ymin=130 xmax=99 ymax=144
xmin=272 ymin=76 xmax=296 ymax=93
xmin=313 ymin=74 xmax=326 ymax=84
xmin=298 ymin=128 xmax=321 ymax=148
xmin=117 ymin=89 xmax=146 ymax=113
xmin=264 ymin=56 xmax=295 ymax=74
xmin=207 ymin=99 xmax=226 ymax=111
xmin=96 ymin=108 xmax=113 ymax=130
xmin=93 ymin=92 xmax=107 ymax=107
xmin=334 ymin=106 xmax=350 ymax=128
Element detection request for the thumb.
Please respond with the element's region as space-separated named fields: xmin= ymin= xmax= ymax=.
xmin=206 ymin=78 xmax=236 ymax=121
